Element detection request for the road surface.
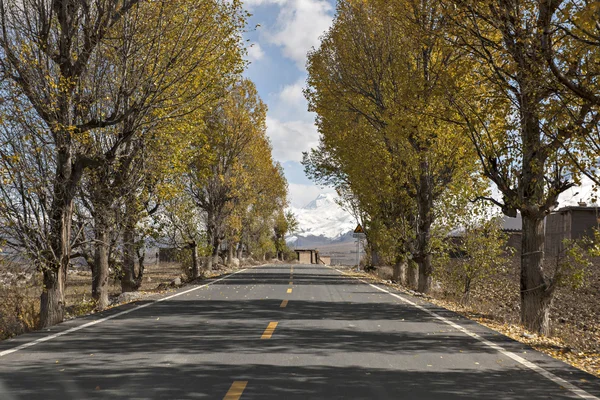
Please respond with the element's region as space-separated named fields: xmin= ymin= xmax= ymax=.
xmin=1 ymin=264 xmax=599 ymax=399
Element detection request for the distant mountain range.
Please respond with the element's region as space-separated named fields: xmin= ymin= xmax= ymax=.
xmin=287 ymin=193 xmax=356 ymax=247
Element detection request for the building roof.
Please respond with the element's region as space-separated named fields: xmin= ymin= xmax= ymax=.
xmin=502 ymin=214 xmax=522 ymax=232
xmin=555 ymin=205 xmax=600 ymax=213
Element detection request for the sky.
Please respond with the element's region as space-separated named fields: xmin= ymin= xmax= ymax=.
xmin=241 ymin=0 xmax=337 ymax=208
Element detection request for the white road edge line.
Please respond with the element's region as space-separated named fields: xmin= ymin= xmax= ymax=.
xmin=0 ymin=268 xmax=249 ymax=358
xmin=332 ymin=268 xmax=599 ymax=400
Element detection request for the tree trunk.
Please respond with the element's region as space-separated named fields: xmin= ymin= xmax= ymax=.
xmin=227 ymin=244 xmax=234 ymax=266
xmin=42 ymin=149 xmax=78 ymax=327
xmin=416 ymin=165 xmax=434 ymax=294
xmin=392 ymin=260 xmax=407 ymax=284
xmin=121 ymin=213 xmax=140 ymax=293
xmin=407 ymin=260 xmax=419 ymax=289
xmin=205 ymin=211 xmax=217 ymax=270
xmin=211 ymin=237 xmax=220 ymax=268
xmin=417 ymin=254 xmax=433 ymax=293
xmin=92 ymin=218 xmax=110 ymax=310
xmin=191 ymin=242 xmax=201 ymax=279
xmin=40 ymin=266 xmax=66 ymax=328
xmin=520 ymin=215 xmax=554 ymax=334
xmin=237 ymin=241 xmax=243 ymax=259
xmin=461 ymin=276 xmax=472 ymax=305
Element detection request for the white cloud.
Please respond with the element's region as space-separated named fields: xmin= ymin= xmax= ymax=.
xmin=288 ymin=183 xmax=336 ymax=208
xmin=268 ymin=78 xmax=314 ymax=124
xmin=241 ymin=0 xmax=332 ymax=206
xmin=244 ymin=0 xmax=334 ymax=68
xmin=279 ymin=80 xmax=305 ymax=107
xmin=266 ymin=116 xmax=318 ymax=162
xmin=247 ymin=42 xmax=265 ymax=62
xmin=267 ymin=0 xmax=334 ymax=68
xmin=244 ymin=0 xmax=286 ymax=5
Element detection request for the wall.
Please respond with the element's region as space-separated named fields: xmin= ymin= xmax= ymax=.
xmin=319 ymin=256 xmax=331 ymax=265
xmin=297 ymin=252 xmax=312 ymax=264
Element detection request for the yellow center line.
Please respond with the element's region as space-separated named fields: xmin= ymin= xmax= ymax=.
xmin=280 ymin=299 xmax=288 ymax=308
xmin=286 ymin=288 xmax=292 ymax=294
xmin=261 ymin=322 xmax=278 ymax=339
xmin=289 ymin=281 xmax=293 ymax=285
xmin=223 ymin=381 xmax=248 ymax=400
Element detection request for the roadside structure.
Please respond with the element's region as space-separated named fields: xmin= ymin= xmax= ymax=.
xmin=294 ymin=249 xmax=331 ymax=265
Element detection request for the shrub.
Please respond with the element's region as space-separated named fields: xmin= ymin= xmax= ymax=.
xmin=0 ymin=265 xmax=40 ymax=340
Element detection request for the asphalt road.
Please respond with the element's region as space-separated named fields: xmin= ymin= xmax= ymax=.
xmin=1 ymin=264 xmax=600 ymax=399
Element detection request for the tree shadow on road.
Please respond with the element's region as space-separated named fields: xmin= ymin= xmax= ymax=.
xmin=1 ymin=360 xmax=593 ymax=400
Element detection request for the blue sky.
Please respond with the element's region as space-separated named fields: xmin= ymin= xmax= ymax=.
xmin=242 ymin=0 xmax=337 ymax=208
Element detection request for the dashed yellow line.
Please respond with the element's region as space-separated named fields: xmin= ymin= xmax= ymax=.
xmin=286 ymin=288 xmax=292 ymax=294
xmin=223 ymin=381 xmax=248 ymax=400
xmin=261 ymin=322 xmax=278 ymax=339
xmin=280 ymin=300 xmax=288 ymax=308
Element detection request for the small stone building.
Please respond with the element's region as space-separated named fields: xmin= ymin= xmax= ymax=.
xmin=295 ymin=249 xmax=314 ymax=264
xmin=294 ymin=249 xmax=331 ymax=265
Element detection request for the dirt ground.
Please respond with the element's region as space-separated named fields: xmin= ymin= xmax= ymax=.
xmin=369 ymin=259 xmax=600 ymax=378
xmin=63 ymin=262 xmax=186 ymax=316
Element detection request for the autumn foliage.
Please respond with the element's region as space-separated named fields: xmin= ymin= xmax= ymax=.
xmin=304 ymin=0 xmax=600 ymax=335
xmin=0 ymin=0 xmax=288 ymax=328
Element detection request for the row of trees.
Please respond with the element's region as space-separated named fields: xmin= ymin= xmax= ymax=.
xmin=304 ymin=0 xmax=600 ymax=334
xmin=0 ymin=0 xmax=290 ymax=328
xmin=165 ymin=78 xmax=290 ymax=276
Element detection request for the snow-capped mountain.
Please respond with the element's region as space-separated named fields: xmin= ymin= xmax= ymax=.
xmin=287 ymin=193 xmax=356 ymax=244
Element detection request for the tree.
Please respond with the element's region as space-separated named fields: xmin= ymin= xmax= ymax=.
xmin=74 ymin=0 xmax=246 ymax=307
xmin=448 ymin=208 xmax=510 ymax=305
xmin=540 ymin=0 xmax=600 ymax=107
xmin=305 ymin=0 xmax=478 ymax=293
xmin=186 ymin=78 xmax=288 ymax=269
xmin=273 ymin=210 xmax=297 ymax=261
xmin=162 ymin=191 xmax=208 ymax=279
xmin=0 ymin=0 xmax=148 ymax=326
xmin=539 ymin=1 xmax=600 ymax=185
xmin=0 ymin=0 xmax=247 ymax=324
xmin=445 ymin=0 xmax=598 ymax=333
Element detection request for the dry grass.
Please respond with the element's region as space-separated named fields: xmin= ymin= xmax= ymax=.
xmin=0 ymin=261 xmax=186 ymax=340
xmin=0 ymin=279 xmax=40 ymax=340
xmin=64 ymin=261 xmax=186 ymax=315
